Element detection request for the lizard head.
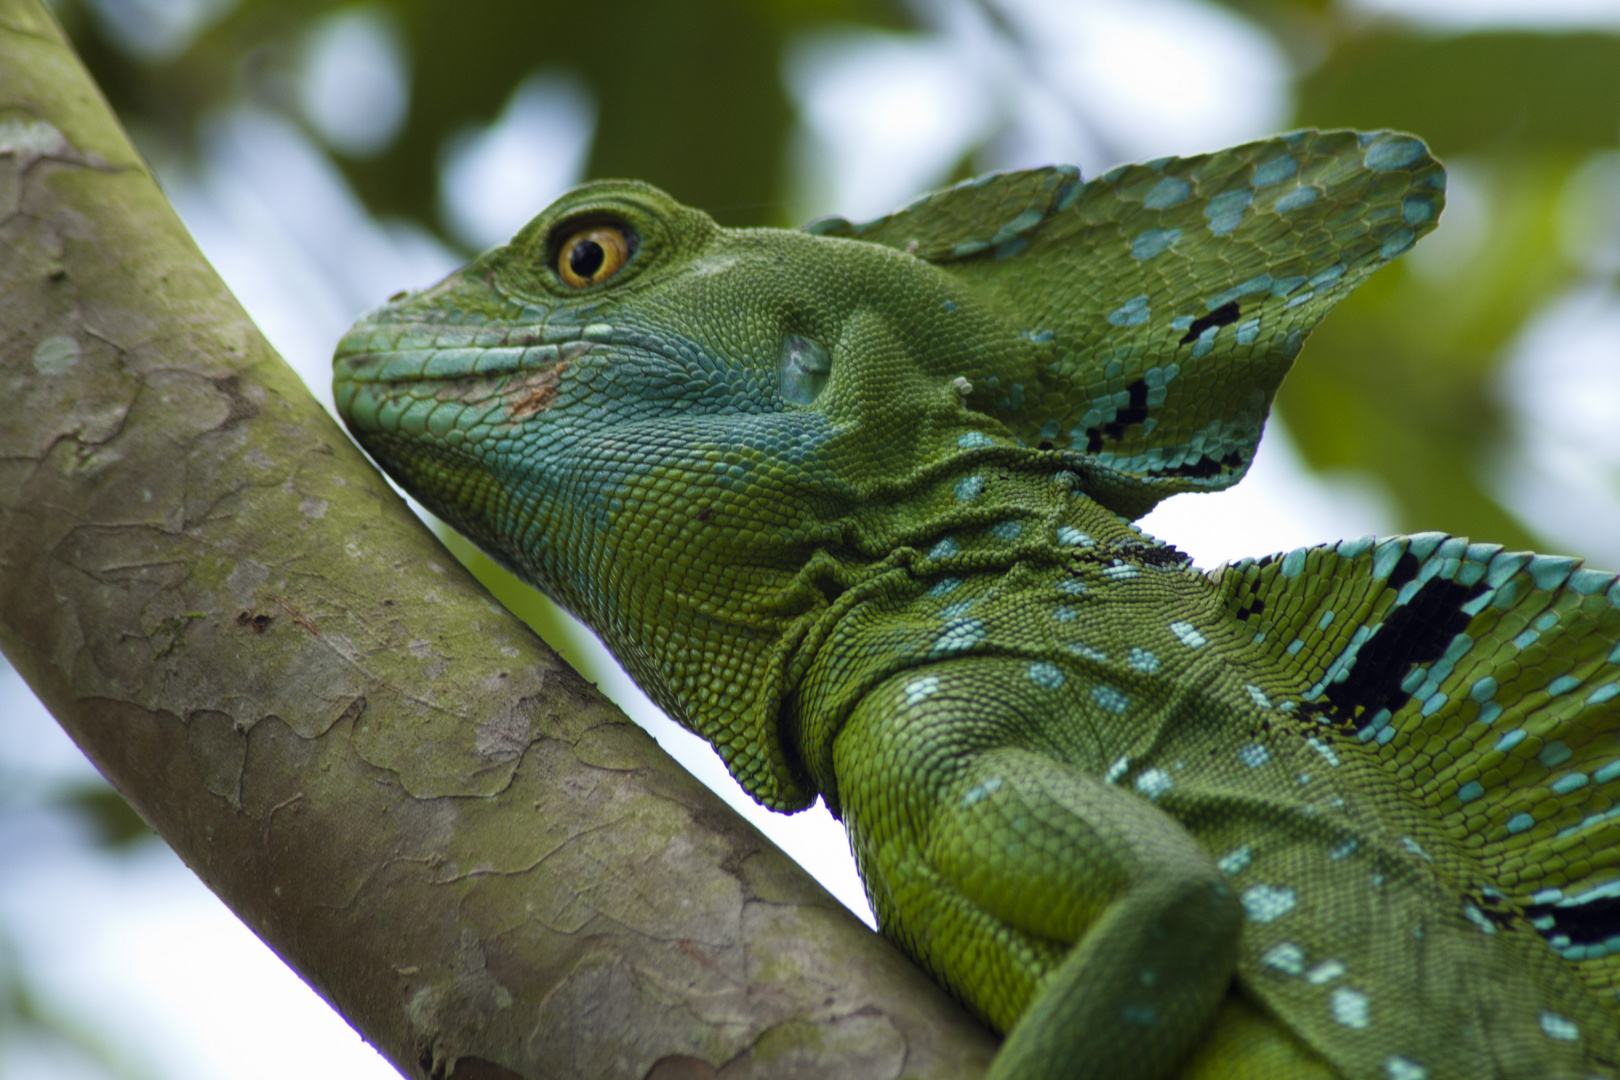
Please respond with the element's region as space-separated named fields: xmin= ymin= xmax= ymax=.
xmin=334 ymin=132 xmax=1443 ymax=807
xmin=333 ymin=178 xmax=1014 ymax=805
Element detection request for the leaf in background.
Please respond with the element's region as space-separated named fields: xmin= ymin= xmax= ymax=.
xmin=54 ymin=781 xmax=155 ymax=849
xmin=1275 ymin=155 xmax=1584 ymax=552
xmin=56 ymin=0 xmax=914 ymax=240
xmin=1298 ymin=31 xmax=1620 ymax=156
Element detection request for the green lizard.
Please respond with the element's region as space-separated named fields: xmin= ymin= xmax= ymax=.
xmin=331 ymin=129 xmax=1620 ymax=1079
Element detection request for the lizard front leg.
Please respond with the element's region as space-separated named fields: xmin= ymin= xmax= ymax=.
xmin=833 ymin=661 xmax=1243 ymax=1080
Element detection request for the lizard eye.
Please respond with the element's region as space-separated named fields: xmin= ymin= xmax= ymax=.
xmin=556 ymin=225 xmax=631 ymax=288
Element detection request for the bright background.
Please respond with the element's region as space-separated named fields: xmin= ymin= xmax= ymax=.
xmin=6 ymin=0 xmax=1620 ymax=1076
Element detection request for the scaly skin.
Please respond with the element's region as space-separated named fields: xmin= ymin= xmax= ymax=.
xmin=333 ymin=130 xmax=1620 ymax=1078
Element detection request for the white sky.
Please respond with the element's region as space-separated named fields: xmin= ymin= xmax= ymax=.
xmin=6 ymin=0 xmax=1620 ymax=1077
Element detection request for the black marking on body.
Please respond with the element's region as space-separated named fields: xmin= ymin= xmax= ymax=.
xmin=1468 ymin=888 xmax=1521 ymax=931
xmin=1084 ymin=379 xmax=1150 ymax=451
xmin=1323 ymin=576 xmax=1488 ymax=730
xmin=1179 ymin=301 xmax=1241 ymax=345
xmin=1385 ymin=550 xmax=1421 ymax=590
xmin=1234 ymin=597 xmax=1266 ymax=622
xmin=1157 ymin=449 xmax=1244 ymax=479
xmin=1524 ymin=893 xmax=1620 ymax=950
xmin=1116 ymin=539 xmax=1193 ymax=569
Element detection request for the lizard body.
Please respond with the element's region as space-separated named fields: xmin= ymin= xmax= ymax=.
xmin=333 ymin=130 xmax=1620 ymax=1078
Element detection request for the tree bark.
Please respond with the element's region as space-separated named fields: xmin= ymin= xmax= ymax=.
xmin=0 ymin=3 xmax=997 ymax=1077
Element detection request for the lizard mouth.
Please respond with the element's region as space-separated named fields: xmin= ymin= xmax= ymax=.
xmin=332 ymin=302 xmax=598 ymax=439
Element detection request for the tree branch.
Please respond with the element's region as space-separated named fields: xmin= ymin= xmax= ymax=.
xmin=0 ymin=3 xmax=996 ymax=1077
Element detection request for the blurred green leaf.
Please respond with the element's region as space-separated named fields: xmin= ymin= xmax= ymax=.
xmin=1298 ymin=31 xmax=1620 ymax=156
xmin=54 ymin=781 xmax=155 ymax=849
xmin=59 ymin=0 xmax=915 ymax=240
xmin=1277 ymin=155 xmax=1583 ymax=550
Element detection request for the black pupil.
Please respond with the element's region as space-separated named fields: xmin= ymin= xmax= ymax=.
xmin=569 ymin=238 xmax=606 ymax=279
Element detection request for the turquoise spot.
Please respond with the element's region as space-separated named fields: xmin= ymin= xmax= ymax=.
xmin=1207 ymin=273 xmax=1274 ymax=309
xmin=1529 ymin=554 xmax=1578 ymax=591
xmin=1337 ymin=535 xmax=1375 ymax=559
xmin=1487 ymin=550 xmax=1530 ymax=588
xmin=951 ymin=240 xmax=988 ymax=258
xmin=941 ymin=299 xmax=957 ymax=312
xmin=1205 ymin=189 xmax=1252 ymax=235
xmin=1539 ymin=741 xmax=1573 ymax=768
xmin=1478 ymin=702 xmax=1503 ymax=725
xmin=1507 ymin=812 xmax=1536 ymax=835
xmin=932 ymin=618 xmax=986 ymax=654
xmin=1595 ymin=761 xmax=1620 ymax=784
xmin=960 ymin=775 xmax=1002 ymax=807
xmin=1053 ymin=606 xmax=1078 ymax=623
xmin=1496 ymin=729 xmax=1526 ymax=752
xmin=1131 ymin=228 xmax=1181 ymax=260
xmin=1553 ymin=774 xmax=1588 ymax=794
xmin=1093 ymin=685 xmax=1129 ymax=712
xmin=1329 ymin=838 xmax=1357 ymax=860
xmin=1373 ymin=540 xmax=1406 ymax=579
xmin=993 ymin=236 xmax=1027 ymax=259
xmin=990 ymin=520 xmax=1023 ymax=541
xmin=1056 ymin=578 xmax=1088 ymax=595
xmin=1286 ymin=639 xmax=1305 ymax=656
xmin=1381 ymin=228 xmax=1416 ymax=259
xmin=1402 ymin=197 xmax=1434 ymax=225
xmin=1252 ymin=156 xmax=1297 ymax=187
xmin=1590 ymin=683 xmax=1620 ymax=705
xmin=1241 ymin=884 xmax=1297 ymax=923
xmin=1135 ymin=769 xmax=1173 ymax=800
xmin=1144 ymin=177 xmax=1191 ymax=210
xmin=1057 ymin=526 xmax=1093 ymax=547
xmin=1470 ymin=677 xmax=1498 ymax=703
xmin=1280 ymin=548 xmax=1307 ymax=578
xmin=1308 ymin=264 xmax=1346 ymax=289
xmin=1458 ymin=780 xmax=1484 ymax=803
xmin=958 ymin=432 xmax=994 ymax=448
xmin=926 ymin=577 xmax=962 ymax=597
xmin=1539 ymin=1011 xmax=1579 ymax=1042
xmin=904 ymin=675 xmax=940 ymax=705
xmin=954 ymin=475 xmax=984 ymax=501
xmin=1066 ymin=642 xmax=1106 ymax=663
xmin=1331 ymin=988 xmax=1370 ymax=1029
xmin=1275 ymin=186 xmax=1319 ymax=213
xmin=1027 ymin=662 xmax=1065 ymax=689
xmin=1169 ymin=621 xmax=1206 ymax=648
xmin=1128 ymin=648 xmax=1160 ymax=674
xmin=1569 ymin=568 xmax=1612 ymax=594
xmin=1003 ymin=208 xmax=1044 ymax=234
xmin=1107 ymin=295 xmax=1152 ymax=327
xmin=1236 ymin=318 xmax=1260 ymax=345
xmin=1548 ymin=675 xmax=1580 ymax=697
xmin=1318 ymin=610 xmax=1335 ymax=630
xmin=1365 ymin=137 xmax=1426 ymax=172
xmin=1239 ymin=743 xmax=1270 ymax=768
xmin=1218 ymin=846 xmax=1252 ymax=875
xmin=929 ymin=536 xmax=959 ymax=559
